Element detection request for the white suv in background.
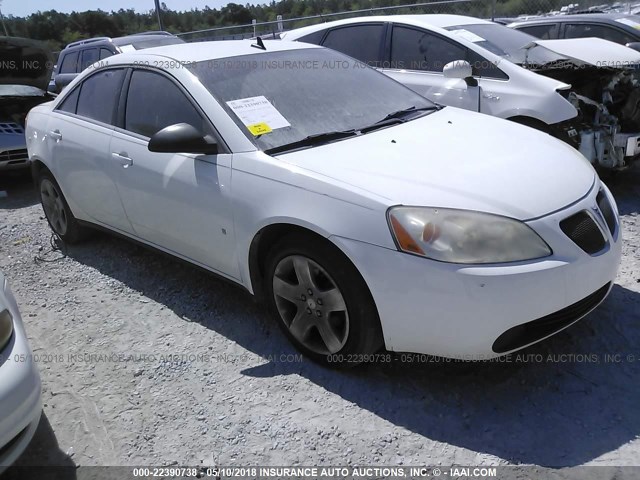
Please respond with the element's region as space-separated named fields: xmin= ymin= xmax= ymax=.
xmin=283 ymin=15 xmax=640 ymax=169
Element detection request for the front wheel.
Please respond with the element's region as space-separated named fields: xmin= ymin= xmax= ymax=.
xmin=264 ymin=233 xmax=383 ymax=368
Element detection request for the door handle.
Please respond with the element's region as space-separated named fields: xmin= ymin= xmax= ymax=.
xmin=111 ymin=152 xmax=133 ymax=168
xmin=49 ymin=130 xmax=62 ymax=141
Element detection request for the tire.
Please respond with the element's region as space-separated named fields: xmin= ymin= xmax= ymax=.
xmin=264 ymin=232 xmax=383 ymax=368
xmin=37 ymin=170 xmax=89 ymax=244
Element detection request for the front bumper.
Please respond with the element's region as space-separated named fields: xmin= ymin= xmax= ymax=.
xmin=0 ymin=150 xmax=30 ymax=172
xmin=332 ymin=181 xmax=621 ymax=359
xmin=0 ymin=279 xmax=42 ymax=472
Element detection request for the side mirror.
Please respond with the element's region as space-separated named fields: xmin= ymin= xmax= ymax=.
xmin=625 ymin=42 xmax=640 ymax=53
xmin=54 ymin=73 xmax=77 ymax=93
xmin=148 ymin=123 xmax=218 ymax=155
xmin=443 ymin=60 xmax=473 ymax=79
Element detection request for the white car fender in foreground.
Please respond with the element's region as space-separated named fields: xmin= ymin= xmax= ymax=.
xmin=0 ymin=272 xmax=42 ymax=472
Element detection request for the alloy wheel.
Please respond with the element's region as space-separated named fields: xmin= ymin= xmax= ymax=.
xmin=272 ymin=255 xmax=349 ymax=355
xmin=40 ymin=178 xmax=68 ymax=235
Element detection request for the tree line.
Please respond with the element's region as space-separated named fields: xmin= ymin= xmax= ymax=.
xmin=2 ymin=0 xmax=593 ymax=51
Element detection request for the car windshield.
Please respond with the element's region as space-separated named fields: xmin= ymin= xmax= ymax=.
xmin=187 ymin=48 xmax=437 ymax=152
xmin=446 ymin=23 xmax=566 ymax=66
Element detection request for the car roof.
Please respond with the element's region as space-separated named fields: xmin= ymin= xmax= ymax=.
xmin=110 ymin=39 xmax=321 ymax=63
xmin=62 ymin=32 xmax=181 ymax=50
xmin=282 ymin=14 xmax=493 ymax=39
xmin=112 ymin=33 xmax=180 ymax=46
xmin=509 ymin=13 xmax=640 ymax=24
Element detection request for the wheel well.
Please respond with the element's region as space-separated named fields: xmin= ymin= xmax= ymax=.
xmin=30 ymin=159 xmax=50 ymax=183
xmin=249 ymin=224 xmax=338 ymax=301
xmin=507 ymin=116 xmax=552 ymax=134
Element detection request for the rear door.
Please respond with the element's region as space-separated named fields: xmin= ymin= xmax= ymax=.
xmin=47 ymin=68 xmax=134 ymax=233
xmin=109 ymin=68 xmax=239 ymax=278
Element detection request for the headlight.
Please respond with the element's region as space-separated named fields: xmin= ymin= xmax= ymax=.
xmin=0 ymin=309 xmax=13 ymax=352
xmin=388 ymin=207 xmax=551 ymax=264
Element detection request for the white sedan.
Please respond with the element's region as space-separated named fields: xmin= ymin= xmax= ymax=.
xmin=26 ymin=41 xmax=621 ymax=366
xmin=283 ymin=15 xmax=640 ymax=169
xmin=0 ymin=271 xmax=42 ymax=471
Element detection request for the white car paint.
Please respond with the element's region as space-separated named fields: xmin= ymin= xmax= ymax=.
xmin=0 ymin=271 xmax=42 ymax=472
xmin=282 ymin=15 xmax=580 ymax=126
xmin=26 ymin=41 xmax=621 ymax=359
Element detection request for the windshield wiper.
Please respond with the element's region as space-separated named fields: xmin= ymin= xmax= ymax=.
xmin=360 ymin=105 xmax=440 ymax=133
xmin=265 ymin=129 xmax=358 ymax=155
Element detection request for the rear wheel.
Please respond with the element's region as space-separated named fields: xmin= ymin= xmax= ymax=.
xmin=265 ymin=233 xmax=383 ymax=368
xmin=37 ymin=170 xmax=89 ymax=244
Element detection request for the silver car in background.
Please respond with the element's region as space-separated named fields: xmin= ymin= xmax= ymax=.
xmin=0 ymin=270 xmax=42 ymax=472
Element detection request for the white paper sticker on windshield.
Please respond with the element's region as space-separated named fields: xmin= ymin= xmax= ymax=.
xmin=226 ymin=96 xmax=291 ymax=135
xmin=450 ymin=29 xmax=486 ymax=43
xmin=119 ymin=44 xmax=136 ymax=53
xmin=615 ymin=17 xmax=640 ymax=29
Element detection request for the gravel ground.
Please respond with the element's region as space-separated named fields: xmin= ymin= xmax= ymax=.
xmin=0 ymin=166 xmax=639 ymax=473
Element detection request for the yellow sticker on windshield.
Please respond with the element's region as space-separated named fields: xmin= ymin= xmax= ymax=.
xmin=248 ymin=122 xmax=272 ymax=136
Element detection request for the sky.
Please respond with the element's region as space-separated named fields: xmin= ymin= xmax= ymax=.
xmin=0 ymin=1 xmax=229 ymax=17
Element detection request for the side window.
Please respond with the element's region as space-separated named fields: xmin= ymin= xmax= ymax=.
xmin=59 ymin=50 xmax=79 ymax=74
xmin=297 ymin=30 xmax=326 ymax=45
xmin=390 ymin=26 xmax=466 ymax=72
xmin=125 ymin=70 xmax=208 ymax=138
xmin=57 ymin=87 xmax=80 ymax=114
xmin=564 ymin=24 xmax=635 ymax=44
xmin=76 ymin=69 xmax=125 ymax=124
xmin=467 ymin=50 xmax=508 ymax=80
xmin=100 ymin=48 xmax=114 ymax=60
xmin=321 ymin=24 xmax=384 ymax=65
xmin=518 ymin=24 xmax=558 ymax=39
xmin=80 ymin=48 xmax=99 ymax=70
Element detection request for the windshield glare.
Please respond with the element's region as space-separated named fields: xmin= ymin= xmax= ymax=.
xmin=446 ymin=24 xmax=566 ymax=66
xmin=188 ymin=48 xmax=436 ymax=152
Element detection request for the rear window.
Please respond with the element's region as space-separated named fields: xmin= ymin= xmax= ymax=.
xmin=322 ymin=25 xmax=385 ymax=64
xmin=76 ymin=69 xmax=125 ymax=125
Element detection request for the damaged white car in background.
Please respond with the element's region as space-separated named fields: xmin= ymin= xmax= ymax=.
xmin=283 ymin=15 xmax=640 ymax=169
xmin=516 ymin=37 xmax=640 ymax=169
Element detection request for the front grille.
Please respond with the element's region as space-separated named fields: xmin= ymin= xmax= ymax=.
xmin=0 ymin=149 xmax=28 ymax=162
xmin=492 ymin=283 xmax=611 ymax=353
xmin=597 ymin=190 xmax=617 ymax=235
xmin=560 ymin=211 xmax=606 ymax=254
xmin=0 ymin=122 xmax=24 ymax=134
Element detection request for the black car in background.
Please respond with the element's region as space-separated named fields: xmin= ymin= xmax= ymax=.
xmin=509 ymin=13 xmax=640 ymax=51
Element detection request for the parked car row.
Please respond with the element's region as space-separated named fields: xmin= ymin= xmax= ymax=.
xmin=282 ymin=14 xmax=640 ymax=169
xmin=2 ymin=12 xmax=632 ymax=470
xmin=25 ymin=37 xmax=621 ymax=369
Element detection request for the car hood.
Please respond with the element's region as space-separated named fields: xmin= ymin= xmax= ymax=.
xmin=0 ymin=37 xmax=54 ymax=91
xmin=524 ymin=37 xmax=640 ymax=68
xmin=274 ymin=108 xmax=596 ymax=220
